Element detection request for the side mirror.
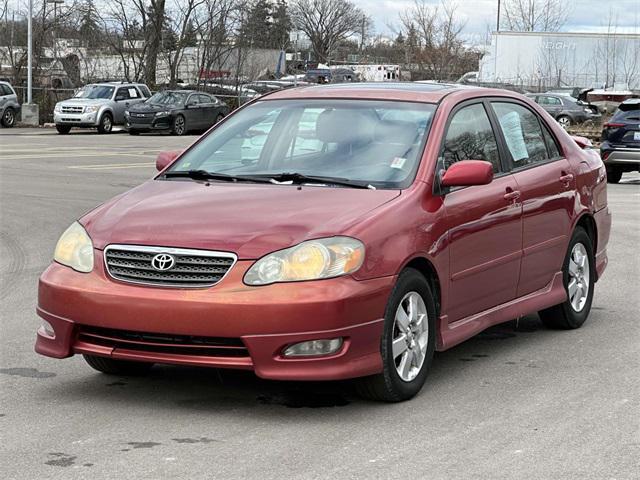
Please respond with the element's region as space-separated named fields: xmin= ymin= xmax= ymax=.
xmin=440 ymin=160 xmax=494 ymax=188
xmin=156 ymin=150 xmax=181 ymax=171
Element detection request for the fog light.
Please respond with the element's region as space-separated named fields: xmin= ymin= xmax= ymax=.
xmin=40 ymin=320 xmax=55 ymax=338
xmin=283 ymin=338 xmax=343 ymax=357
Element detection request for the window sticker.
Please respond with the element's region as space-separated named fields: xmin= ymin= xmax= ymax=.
xmin=128 ymin=88 xmax=138 ymax=98
xmin=499 ymin=111 xmax=528 ymax=162
xmin=390 ymin=157 xmax=407 ymax=169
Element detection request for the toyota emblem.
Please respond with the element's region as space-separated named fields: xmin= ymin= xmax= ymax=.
xmin=151 ymin=253 xmax=175 ymax=271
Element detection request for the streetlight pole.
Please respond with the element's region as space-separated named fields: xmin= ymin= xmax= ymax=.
xmin=27 ymin=0 xmax=32 ymax=103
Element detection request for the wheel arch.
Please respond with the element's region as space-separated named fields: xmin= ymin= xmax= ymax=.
xmin=401 ymin=256 xmax=442 ymax=318
xmin=575 ymin=212 xmax=598 ymax=257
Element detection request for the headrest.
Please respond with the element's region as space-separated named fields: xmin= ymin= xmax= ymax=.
xmin=374 ymin=120 xmax=419 ymax=145
xmin=316 ymin=109 xmax=375 ymax=144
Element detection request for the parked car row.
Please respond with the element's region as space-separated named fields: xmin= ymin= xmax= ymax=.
xmin=52 ymin=82 xmax=229 ymax=135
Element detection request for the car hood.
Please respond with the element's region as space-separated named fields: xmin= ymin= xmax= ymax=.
xmin=82 ymin=180 xmax=401 ymax=259
xmin=129 ymin=103 xmax=180 ymax=113
xmin=59 ymin=98 xmax=111 ymax=106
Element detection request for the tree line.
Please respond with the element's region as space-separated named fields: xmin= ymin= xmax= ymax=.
xmin=0 ymin=0 xmax=569 ymax=88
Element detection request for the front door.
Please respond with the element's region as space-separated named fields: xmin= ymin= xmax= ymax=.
xmin=441 ymin=102 xmax=523 ymax=322
xmin=489 ymin=101 xmax=576 ymax=296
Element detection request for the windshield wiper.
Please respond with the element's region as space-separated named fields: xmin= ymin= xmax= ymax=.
xmin=254 ymin=172 xmax=375 ymax=189
xmin=163 ymin=170 xmax=271 ymax=183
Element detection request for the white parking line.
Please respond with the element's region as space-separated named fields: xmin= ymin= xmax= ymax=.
xmin=68 ymin=162 xmax=155 ymax=170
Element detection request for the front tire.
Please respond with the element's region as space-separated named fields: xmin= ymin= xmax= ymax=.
xmin=1 ymin=107 xmax=16 ymax=127
xmin=172 ymin=114 xmax=186 ymax=136
xmin=539 ymin=227 xmax=595 ymax=329
xmin=557 ymin=115 xmax=572 ymax=129
xmin=83 ymin=355 xmax=153 ymax=375
xmin=97 ymin=113 xmax=113 ymax=134
xmin=356 ymin=268 xmax=436 ymax=402
xmin=56 ymin=125 xmax=72 ymax=134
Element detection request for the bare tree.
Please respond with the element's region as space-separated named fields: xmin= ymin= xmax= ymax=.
xmin=290 ymin=0 xmax=368 ymax=63
xmin=163 ymin=0 xmax=204 ymax=87
xmin=502 ymin=0 xmax=570 ymax=32
xmin=144 ymin=0 xmax=165 ymax=87
xmin=399 ymin=1 xmax=472 ymax=81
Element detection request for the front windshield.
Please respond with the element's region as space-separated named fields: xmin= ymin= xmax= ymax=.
xmin=166 ymin=99 xmax=436 ymax=189
xmin=74 ymin=85 xmax=114 ymax=99
xmin=148 ymin=91 xmax=187 ymax=105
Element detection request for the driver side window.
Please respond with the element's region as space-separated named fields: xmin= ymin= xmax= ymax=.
xmin=442 ymin=103 xmax=501 ymax=173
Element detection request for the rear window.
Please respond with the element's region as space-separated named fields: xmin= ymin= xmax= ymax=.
xmin=614 ymin=101 xmax=640 ymax=120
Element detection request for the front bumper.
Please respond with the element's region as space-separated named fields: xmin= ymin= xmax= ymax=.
xmin=54 ymin=111 xmax=99 ymax=127
xmin=35 ymin=257 xmax=393 ymax=381
xmin=125 ymin=116 xmax=172 ymax=131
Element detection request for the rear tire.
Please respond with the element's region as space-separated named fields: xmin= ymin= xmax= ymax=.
xmin=1 ymin=107 xmax=16 ymax=127
xmin=56 ymin=125 xmax=72 ymax=134
xmin=355 ymin=268 xmax=436 ymax=402
xmin=606 ymin=167 xmax=622 ymax=184
xmin=97 ymin=113 xmax=113 ymax=134
xmin=539 ymin=227 xmax=595 ymax=329
xmin=83 ymin=354 xmax=153 ymax=375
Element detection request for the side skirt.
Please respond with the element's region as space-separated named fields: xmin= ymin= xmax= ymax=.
xmin=436 ymin=272 xmax=566 ymax=351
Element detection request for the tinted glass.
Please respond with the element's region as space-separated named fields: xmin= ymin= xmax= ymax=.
xmin=492 ymin=102 xmax=549 ymax=167
xmin=148 ymin=91 xmax=187 ymax=105
xmin=139 ymin=85 xmax=151 ymax=97
xmin=540 ymin=96 xmax=561 ymax=106
xmin=442 ymin=103 xmax=501 ymax=173
xmin=75 ymin=85 xmax=114 ymax=99
xmin=1 ymin=84 xmax=13 ymax=95
xmin=613 ymin=102 xmax=640 ymax=121
xmin=542 ymin=124 xmax=561 ymax=158
xmin=168 ymin=99 xmax=436 ymax=189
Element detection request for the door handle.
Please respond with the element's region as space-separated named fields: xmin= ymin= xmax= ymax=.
xmin=560 ymin=173 xmax=574 ymax=184
xmin=504 ymin=189 xmax=521 ymax=202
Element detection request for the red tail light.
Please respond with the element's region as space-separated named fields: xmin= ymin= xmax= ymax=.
xmin=602 ymin=151 xmax=610 ymax=160
xmin=604 ymin=122 xmax=625 ymax=128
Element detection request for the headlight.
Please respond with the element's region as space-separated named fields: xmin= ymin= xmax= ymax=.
xmin=244 ymin=237 xmax=364 ymax=285
xmin=155 ymin=111 xmax=170 ymax=117
xmin=54 ymin=104 xmax=61 ymax=113
xmin=124 ymin=110 xmax=129 ymax=116
xmin=85 ymin=105 xmax=98 ymax=113
xmin=53 ymin=222 xmax=94 ymax=273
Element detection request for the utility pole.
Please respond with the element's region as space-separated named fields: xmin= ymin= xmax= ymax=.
xmin=27 ymin=0 xmax=33 ymax=103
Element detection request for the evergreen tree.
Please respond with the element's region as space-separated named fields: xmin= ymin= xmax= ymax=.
xmin=270 ymin=0 xmax=292 ymax=50
xmin=244 ymin=0 xmax=273 ymax=49
xmin=78 ymin=0 xmax=101 ymax=47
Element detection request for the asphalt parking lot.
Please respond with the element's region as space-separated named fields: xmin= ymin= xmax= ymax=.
xmin=1 ymin=128 xmax=639 ymax=479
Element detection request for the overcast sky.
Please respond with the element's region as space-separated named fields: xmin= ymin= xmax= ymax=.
xmin=354 ymin=0 xmax=640 ymax=40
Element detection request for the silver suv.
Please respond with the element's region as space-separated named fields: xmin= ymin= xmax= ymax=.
xmin=54 ymin=82 xmax=151 ymax=134
xmin=0 ymin=81 xmax=20 ymax=128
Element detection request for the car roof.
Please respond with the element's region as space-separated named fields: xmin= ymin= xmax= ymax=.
xmin=265 ymin=82 xmax=496 ymax=104
xmin=87 ymin=82 xmax=146 ymax=87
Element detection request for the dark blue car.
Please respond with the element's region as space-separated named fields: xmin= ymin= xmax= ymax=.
xmin=601 ymin=99 xmax=640 ymax=183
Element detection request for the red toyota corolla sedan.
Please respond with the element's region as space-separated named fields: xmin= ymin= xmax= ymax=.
xmin=36 ymin=83 xmax=611 ymax=402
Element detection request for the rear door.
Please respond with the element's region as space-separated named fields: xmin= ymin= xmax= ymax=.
xmin=489 ymin=100 xmax=576 ymax=296
xmin=442 ymin=102 xmax=523 ymax=322
xmin=538 ymin=95 xmax=562 ymax=118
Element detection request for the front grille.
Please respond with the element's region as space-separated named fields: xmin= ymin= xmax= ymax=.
xmin=61 ymin=105 xmax=84 ymax=113
xmin=104 ymin=245 xmax=236 ymax=288
xmin=77 ymin=325 xmax=249 ymax=357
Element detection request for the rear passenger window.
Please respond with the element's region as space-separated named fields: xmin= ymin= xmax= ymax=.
xmin=442 ymin=103 xmax=501 ymax=173
xmin=542 ymin=124 xmax=561 ymax=158
xmin=491 ymin=102 xmax=549 ymax=167
xmin=198 ymin=94 xmax=211 ymax=104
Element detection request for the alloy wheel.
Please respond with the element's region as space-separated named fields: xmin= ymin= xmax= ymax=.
xmin=4 ymin=109 xmax=15 ymax=126
xmin=174 ymin=116 xmax=185 ymax=135
xmin=558 ymin=116 xmax=571 ymax=129
xmin=392 ymin=291 xmax=429 ymax=382
xmin=102 ymin=115 xmax=112 ymax=132
xmin=567 ymin=242 xmax=590 ymax=312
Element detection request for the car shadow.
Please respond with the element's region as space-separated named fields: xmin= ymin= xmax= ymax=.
xmin=42 ymin=314 xmax=570 ymax=413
